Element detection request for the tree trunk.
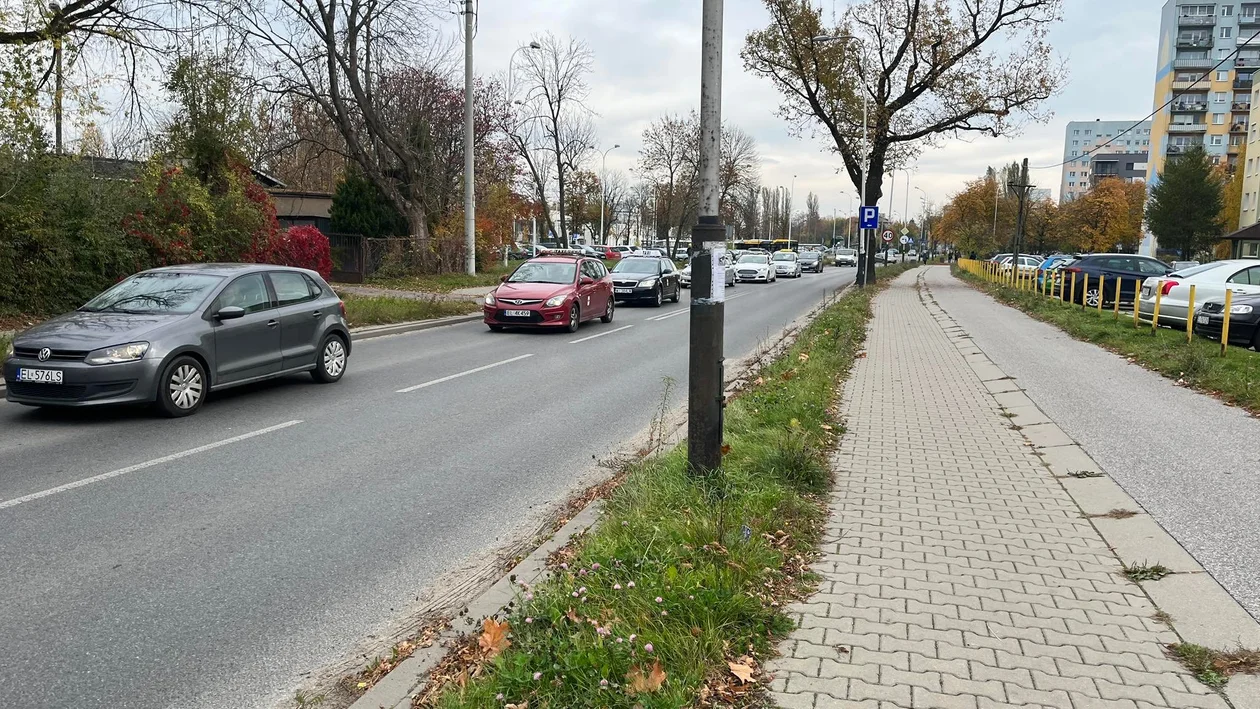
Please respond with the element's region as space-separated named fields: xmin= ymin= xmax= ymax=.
xmin=407 ymin=204 xmax=431 ymax=268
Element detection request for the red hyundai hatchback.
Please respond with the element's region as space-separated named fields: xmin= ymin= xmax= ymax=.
xmin=483 ymin=255 xmax=614 ymax=332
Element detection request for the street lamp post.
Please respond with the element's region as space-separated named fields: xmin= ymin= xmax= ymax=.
xmin=844 ymin=193 xmax=853 ymax=248
xmin=462 ymin=0 xmax=477 ymax=275
xmin=786 ymin=174 xmax=797 ymax=244
xmin=915 ymin=186 xmax=927 ymax=259
xmin=504 ymin=41 xmax=542 ymax=265
xmin=600 ymin=144 xmax=620 ymax=244
xmin=812 ymin=33 xmax=868 ymax=285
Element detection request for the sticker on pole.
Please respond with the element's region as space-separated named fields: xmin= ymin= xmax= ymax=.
xmin=859 ymin=206 xmax=879 ymax=230
xmin=882 ymin=230 xmax=894 ymax=243
xmin=709 ymin=244 xmax=726 ymax=303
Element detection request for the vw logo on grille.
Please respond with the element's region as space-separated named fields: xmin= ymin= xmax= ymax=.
xmin=37 ymin=348 xmax=51 ymax=362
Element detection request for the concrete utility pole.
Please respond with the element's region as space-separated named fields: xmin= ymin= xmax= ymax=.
xmin=462 ymin=0 xmax=476 ymax=275
xmin=1008 ymin=158 xmax=1034 ymax=279
xmin=688 ymin=0 xmax=726 ymax=478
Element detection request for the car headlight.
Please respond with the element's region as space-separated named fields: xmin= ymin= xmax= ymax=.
xmin=639 ymin=278 xmax=658 ymax=287
xmin=1231 ymin=304 xmax=1254 ymax=314
xmin=85 ymin=342 xmax=149 ymax=365
xmin=484 ymin=292 xmax=496 ymax=306
xmin=544 ymin=294 xmax=568 ymax=307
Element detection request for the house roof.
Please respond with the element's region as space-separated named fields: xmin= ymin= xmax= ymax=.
xmin=1223 ymin=221 xmax=1260 ymax=242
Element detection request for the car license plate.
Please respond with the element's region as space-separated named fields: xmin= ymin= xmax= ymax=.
xmin=615 ymin=288 xmax=632 ymax=294
xmin=503 ymin=309 xmax=531 ymax=317
xmin=17 ymin=368 xmax=63 ymax=384
xmin=1198 ymin=315 xmax=1210 ymax=325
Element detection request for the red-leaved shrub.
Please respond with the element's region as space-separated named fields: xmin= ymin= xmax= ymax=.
xmin=257 ymin=225 xmax=334 ymax=280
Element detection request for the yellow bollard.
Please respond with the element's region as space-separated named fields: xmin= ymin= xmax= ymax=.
xmin=1187 ymin=285 xmax=1196 ymax=344
xmin=1133 ymin=280 xmax=1141 ymax=328
xmin=1097 ymin=274 xmax=1105 ymax=313
xmin=1152 ymin=280 xmax=1163 ymax=331
xmin=1070 ymin=271 xmax=1078 ymax=306
xmin=1113 ymin=277 xmax=1122 ymax=320
xmin=1081 ymin=274 xmax=1090 ymax=310
xmin=1222 ymin=290 xmax=1234 ymax=356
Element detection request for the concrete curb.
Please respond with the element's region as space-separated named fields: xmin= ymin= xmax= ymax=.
xmin=339 ymin=277 xmax=859 ymax=709
xmin=923 ymin=268 xmax=1260 ymax=709
xmin=349 ymin=314 xmax=482 ymax=341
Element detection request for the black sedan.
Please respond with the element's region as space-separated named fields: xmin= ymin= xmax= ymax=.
xmin=1193 ymin=293 xmax=1260 ymax=349
xmin=798 ymin=250 xmax=825 ymax=273
xmin=609 ymin=257 xmax=682 ymax=306
xmin=3 ymin=264 xmax=352 ymax=417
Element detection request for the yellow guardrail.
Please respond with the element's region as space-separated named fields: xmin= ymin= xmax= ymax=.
xmin=955 ymin=258 xmax=1237 ymax=357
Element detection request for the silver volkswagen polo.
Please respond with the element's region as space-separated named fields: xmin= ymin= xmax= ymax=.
xmin=2 ymin=264 xmax=351 ymax=417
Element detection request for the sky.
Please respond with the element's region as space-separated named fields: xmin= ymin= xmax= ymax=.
xmin=472 ymin=0 xmax=1163 ymax=224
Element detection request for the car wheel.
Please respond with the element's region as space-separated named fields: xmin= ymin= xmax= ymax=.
xmin=652 ymin=286 xmax=663 ymax=307
xmin=156 ymin=355 xmax=206 ymax=418
xmin=313 ymin=334 xmax=348 ymax=383
xmin=1085 ymin=288 xmax=1101 ymax=309
xmin=488 ymin=324 xmax=505 ymax=332
xmin=670 ymin=284 xmax=681 ymax=303
xmin=601 ymin=298 xmax=614 ymax=323
xmin=567 ymin=303 xmax=581 ymax=333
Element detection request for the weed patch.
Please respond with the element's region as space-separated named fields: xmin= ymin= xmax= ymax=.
xmin=1167 ymin=642 xmax=1260 ymax=687
xmin=1089 ymin=509 xmax=1138 ymax=520
xmin=1067 ymin=470 xmax=1105 ymax=479
xmin=1122 ymin=562 xmax=1173 ymax=582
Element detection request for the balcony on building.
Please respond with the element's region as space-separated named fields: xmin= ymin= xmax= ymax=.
xmin=1233 ymin=100 xmax=1253 ymax=110
xmin=1174 ymin=98 xmax=1210 ymax=112
xmin=1174 ymin=56 xmax=1215 ymax=69
xmin=1173 ymin=75 xmax=1209 ymax=90
xmin=1235 ymin=76 xmax=1255 ymax=89
xmin=1241 ymin=7 xmax=1260 ymax=27
xmin=1238 ymin=56 xmax=1260 ymax=68
xmin=1168 ymin=121 xmax=1209 ymax=133
xmin=1178 ymin=34 xmax=1214 ymax=48
xmin=1167 ymin=143 xmax=1204 ymax=155
xmin=1229 ymin=142 xmax=1245 ymax=154
xmin=1178 ymin=14 xmax=1217 ymax=27
xmin=1232 ymin=122 xmax=1251 ymax=133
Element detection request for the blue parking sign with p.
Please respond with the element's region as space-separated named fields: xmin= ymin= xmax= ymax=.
xmin=859 ymin=206 xmax=879 ymax=230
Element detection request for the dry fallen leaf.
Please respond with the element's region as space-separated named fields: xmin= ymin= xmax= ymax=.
xmin=478 ymin=618 xmax=511 ymax=658
xmin=820 ymin=424 xmax=833 ymax=431
xmin=728 ymin=660 xmax=755 ymax=684
xmin=754 ymin=376 xmax=764 ymax=386
xmin=798 ymin=352 xmax=810 ymax=362
xmin=626 ymin=660 xmax=667 ymax=695
xmin=566 ymin=607 xmax=581 ymax=623
xmin=720 ymin=444 xmax=731 ymax=456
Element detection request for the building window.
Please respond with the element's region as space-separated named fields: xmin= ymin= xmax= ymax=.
xmin=1068 ymin=182 xmax=1075 ymax=187
xmin=1215 ymin=113 xmax=1227 ymax=124
xmin=1085 ymin=129 xmax=1092 ymax=136
xmin=1212 ymin=134 xmax=1225 ymax=145
xmin=1216 ymin=91 xmax=1229 ymax=102
xmin=1073 ymin=129 xmax=1080 ymax=135
xmin=1069 ymin=171 xmax=1076 ymax=177
xmin=1071 ymin=151 xmax=1078 ymax=157
xmin=1222 ymin=26 xmax=1234 ymax=39
xmin=1072 ymin=140 xmax=1079 ymax=146
xmin=1223 ymin=4 xmax=1234 ymax=16
xmin=1219 ymin=70 xmax=1231 ymax=81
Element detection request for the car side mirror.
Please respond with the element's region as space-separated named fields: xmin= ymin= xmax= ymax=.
xmin=215 ymin=306 xmax=246 ymax=321
xmin=581 ymin=276 xmax=595 ymax=285
xmin=500 ymin=274 xmax=509 ymax=283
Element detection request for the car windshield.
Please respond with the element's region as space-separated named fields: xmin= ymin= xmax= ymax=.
xmin=1171 ymin=262 xmax=1230 ymax=278
xmin=837 ymin=249 xmax=856 ymax=255
xmin=772 ymin=253 xmax=797 ymax=261
xmin=799 ymin=252 xmax=820 ymax=260
xmin=508 ymin=262 xmax=577 ymax=284
xmin=612 ymin=259 xmax=660 ymax=274
xmin=738 ymin=254 xmax=769 ymax=264
xmin=80 ymin=272 xmax=224 ymax=314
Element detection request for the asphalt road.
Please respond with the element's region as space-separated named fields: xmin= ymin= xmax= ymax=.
xmin=0 ymin=266 xmax=855 ymax=709
xmin=925 ymin=267 xmax=1260 ymax=621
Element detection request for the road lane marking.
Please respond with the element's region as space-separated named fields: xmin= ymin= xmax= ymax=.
xmin=0 ymin=420 xmax=304 ymax=511
xmin=396 ymin=354 xmax=534 ymax=393
xmin=645 ymin=292 xmax=749 ymax=322
xmin=569 ymin=325 xmax=634 ymax=344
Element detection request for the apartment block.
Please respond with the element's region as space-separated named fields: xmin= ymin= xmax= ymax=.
xmin=1148 ymin=1 xmax=1254 ymax=186
xmin=1059 ymin=120 xmax=1151 ymax=203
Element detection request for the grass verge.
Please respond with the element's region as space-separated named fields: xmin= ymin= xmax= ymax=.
xmin=954 ymin=267 xmax=1260 ymax=414
xmin=339 ymin=294 xmax=479 ymax=328
xmin=365 ymin=263 xmax=520 ymax=293
xmin=0 ymin=332 xmax=11 ymax=360
xmin=1167 ymin=642 xmax=1260 ymax=688
xmin=422 ymin=266 xmax=915 ymax=708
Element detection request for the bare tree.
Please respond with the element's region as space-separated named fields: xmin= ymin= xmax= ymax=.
xmin=742 ymin=0 xmax=1064 ymax=279
xmin=720 ymin=125 xmax=759 ymax=213
xmin=638 ymin=113 xmax=697 ymax=255
xmin=601 ymin=169 xmax=629 ymax=240
xmin=216 ymin=0 xmax=455 ymax=251
xmin=517 ymin=32 xmax=594 ymax=246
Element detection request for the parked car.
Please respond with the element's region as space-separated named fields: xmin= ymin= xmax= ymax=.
xmin=1036 ymin=255 xmax=1076 ymax=289
xmin=999 ymin=254 xmax=1042 ymax=275
xmin=641 ymin=248 xmax=666 ymax=258
xmin=1062 ymin=253 xmax=1173 ymax=306
xmin=1194 ymin=292 xmax=1260 ymax=349
xmin=4 ymin=264 xmax=351 ymax=417
xmin=734 ymin=253 xmax=776 ymax=283
xmin=772 ymin=251 xmax=803 ymax=278
xmin=610 ymin=245 xmax=636 ymax=258
xmin=592 ymin=244 xmax=622 ymax=260
xmin=483 ymin=255 xmax=613 ymax=332
xmin=609 ymin=256 xmax=682 ymax=306
xmin=798 ymin=250 xmax=825 ymax=273
xmin=833 ymin=248 xmax=858 ymax=266
xmin=1141 ymin=260 xmax=1260 ymax=329
xmin=565 ymin=243 xmax=602 ymax=258
xmin=989 ymin=253 xmax=1013 ymax=263
xmin=679 ymin=256 xmax=736 ymax=289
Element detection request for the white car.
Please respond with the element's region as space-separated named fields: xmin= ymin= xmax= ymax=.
xmin=680 ymin=257 xmax=736 ymax=288
xmin=999 ymin=255 xmax=1042 ymax=275
xmin=1139 ymin=259 xmax=1260 ymax=329
xmin=833 ymin=248 xmax=858 ymax=266
xmin=734 ymin=253 xmax=776 ymax=283
xmin=772 ymin=251 xmax=803 ymax=278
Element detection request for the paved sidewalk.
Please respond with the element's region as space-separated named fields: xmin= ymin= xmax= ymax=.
xmin=767 ymin=269 xmax=1223 ymax=709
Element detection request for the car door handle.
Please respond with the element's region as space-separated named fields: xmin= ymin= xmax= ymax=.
xmin=267 ymin=319 xmax=279 ymax=328
xmin=311 ymin=311 xmax=321 ymax=318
